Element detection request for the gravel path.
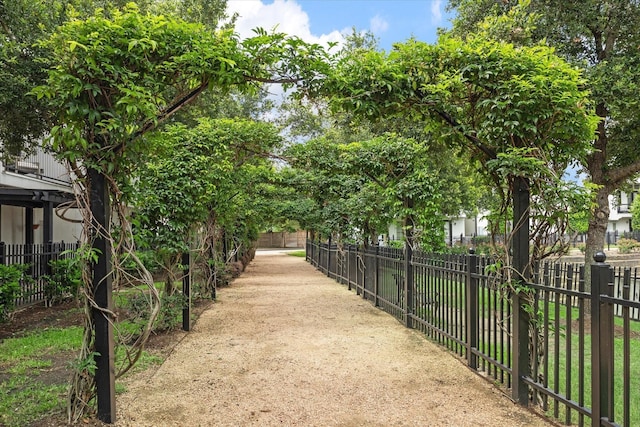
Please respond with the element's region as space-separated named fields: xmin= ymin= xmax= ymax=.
xmin=115 ymin=250 xmax=551 ymax=426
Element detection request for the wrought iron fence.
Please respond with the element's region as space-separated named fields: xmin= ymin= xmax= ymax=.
xmin=307 ymin=240 xmax=640 ymax=427
xmin=0 ymin=241 xmax=80 ymax=307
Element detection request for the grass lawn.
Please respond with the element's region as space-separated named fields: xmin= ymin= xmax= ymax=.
xmin=0 ymin=286 xmax=210 ymax=426
xmin=288 ymin=250 xmax=306 ymax=257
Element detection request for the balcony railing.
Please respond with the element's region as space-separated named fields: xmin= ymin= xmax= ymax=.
xmin=2 ymin=151 xmax=72 ymax=185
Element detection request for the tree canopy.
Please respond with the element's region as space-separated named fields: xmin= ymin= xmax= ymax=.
xmin=319 ymin=33 xmax=598 ymax=262
xmin=447 ymin=0 xmax=640 ymax=264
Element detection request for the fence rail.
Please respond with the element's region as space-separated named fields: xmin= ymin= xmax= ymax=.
xmin=307 ymin=240 xmax=640 ymax=427
xmin=1 ymin=241 xmax=79 ymax=307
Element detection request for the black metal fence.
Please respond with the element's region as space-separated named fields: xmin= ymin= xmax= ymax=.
xmin=0 ymin=241 xmax=80 ymax=307
xmin=307 ymin=240 xmax=640 ymax=427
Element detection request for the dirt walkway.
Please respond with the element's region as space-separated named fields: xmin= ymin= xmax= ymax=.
xmin=115 ymin=250 xmax=551 ymax=426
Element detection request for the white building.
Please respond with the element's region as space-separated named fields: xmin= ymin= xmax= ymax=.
xmin=607 ymin=181 xmax=639 ymax=234
xmin=384 ymin=211 xmax=490 ymax=246
xmin=444 ymin=212 xmax=490 ymax=245
xmin=0 ymin=148 xmax=82 ymax=245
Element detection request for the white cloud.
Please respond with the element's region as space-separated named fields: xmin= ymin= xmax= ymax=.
xmin=370 ymin=14 xmax=389 ymax=34
xmin=225 ymin=1 xmax=350 ymax=120
xmin=431 ymin=0 xmax=443 ymax=24
xmin=226 ymin=0 xmax=345 ymax=48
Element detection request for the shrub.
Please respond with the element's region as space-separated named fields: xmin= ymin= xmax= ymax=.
xmin=442 ymin=244 xmax=469 ymax=255
xmin=472 ymin=235 xmax=491 ymax=245
xmin=123 ymin=291 xmax=184 ymax=332
xmin=0 ymin=264 xmax=28 ymax=322
xmin=43 ymin=257 xmax=81 ymax=306
xmin=617 ymin=238 xmax=640 ymax=254
xmin=387 ymin=240 xmax=404 ymax=249
xmin=155 ymin=293 xmax=184 ymax=331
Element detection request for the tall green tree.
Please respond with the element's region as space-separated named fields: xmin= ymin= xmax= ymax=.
xmin=0 ymin=0 xmax=64 ymax=156
xmin=447 ymin=0 xmax=640 ymax=268
xmin=320 ymin=35 xmax=597 ymax=266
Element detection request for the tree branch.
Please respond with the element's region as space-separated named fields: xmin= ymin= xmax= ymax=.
xmin=116 ymin=80 xmax=210 ymax=154
xmin=608 ymin=160 xmax=640 ymax=188
xmin=433 ymin=109 xmax=497 ymax=161
xmin=244 ymin=74 xmax=302 ymax=84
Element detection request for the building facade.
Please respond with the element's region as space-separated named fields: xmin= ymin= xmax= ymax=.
xmin=0 ymin=148 xmax=82 ymax=245
xmin=607 ymin=181 xmax=639 ymax=234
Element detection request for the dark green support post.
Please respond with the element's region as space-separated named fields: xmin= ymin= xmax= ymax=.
xmin=43 ymin=200 xmax=53 ymax=245
xmin=88 ymin=168 xmax=116 ymax=423
xmin=512 ymin=175 xmax=531 ymax=406
xmin=25 ymin=207 xmax=34 ymax=245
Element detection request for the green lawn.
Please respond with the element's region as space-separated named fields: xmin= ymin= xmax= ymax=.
xmin=0 ymin=310 xmax=166 ymax=426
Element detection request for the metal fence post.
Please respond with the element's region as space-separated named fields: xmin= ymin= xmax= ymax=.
xmin=374 ymin=246 xmax=379 ymax=307
xmin=182 ymin=251 xmax=191 ymax=331
xmin=591 ymin=251 xmax=614 ymax=427
xmin=44 ymin=240 xmax=53 ymax=278
xmin=466 ymin=249 xmax=478 ymax=370
xmin=356 ymin=245 xmax=362 ymax=296
xmin=403 ymin=241 xmax=413 ymax=328
xmin=511 ymin=175 xmax=531 ymax=405
xmin=327 ymin=235 xmax=331 ymax=277
xmin=0 ymin=241 xmax=5 ymax=265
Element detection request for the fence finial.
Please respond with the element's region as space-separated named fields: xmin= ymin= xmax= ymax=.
xmin=593 ymin=250 xmax=606 ymax=263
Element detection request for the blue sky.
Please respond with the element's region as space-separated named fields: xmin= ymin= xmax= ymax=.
xmin=226 ymin=0 xmax=455 ymax=50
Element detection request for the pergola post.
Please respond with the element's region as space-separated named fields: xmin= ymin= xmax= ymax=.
xmin=88 ymin=168 xmax=116 ymax=423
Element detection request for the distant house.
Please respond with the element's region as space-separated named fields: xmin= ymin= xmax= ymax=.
xmin=608 ymin=180 xmax=639 ymax=234
xmin=384 ymin=211 xmax=490 ymax=246
xmin=444 ymin=212 xmax=490 ymax=246
xmin=382 ymin=179 xmax=640 ymax=248
xmin=0 ymin=147 xmax=82 ymax=245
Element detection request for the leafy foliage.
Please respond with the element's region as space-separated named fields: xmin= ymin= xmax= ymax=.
xmin=134 ymin=117 xmax=282 ymax=293
xmin=632 ymin=196 xmax=640 ymax=232
xmin=0 ymin=264 xmax=28 ymax=322
xmin=0 ymin=0 xmax=66 ymax=157
xmin=321 ymin=33 xmax=597 ymax=262
xmin=446 ymin=0 xmax=640 ymax=278
xmin=284 ymin=131 xmax=481 ymax=251
xmin=323 ymin=35 xmax=596 ymax=170
xmin=31 ymin=3 xmax=329 ymax=420
xmin=617 ymin=237 xmax=640 ymax=254
xmin=43 ymin=256 xmax=82 ymax=306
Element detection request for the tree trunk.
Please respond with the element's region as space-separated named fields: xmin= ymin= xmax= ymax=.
xmin=584 ymin=185 xmax=610 ymax=292
xmin=584 ymin=112 xmax=610 ymax=293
